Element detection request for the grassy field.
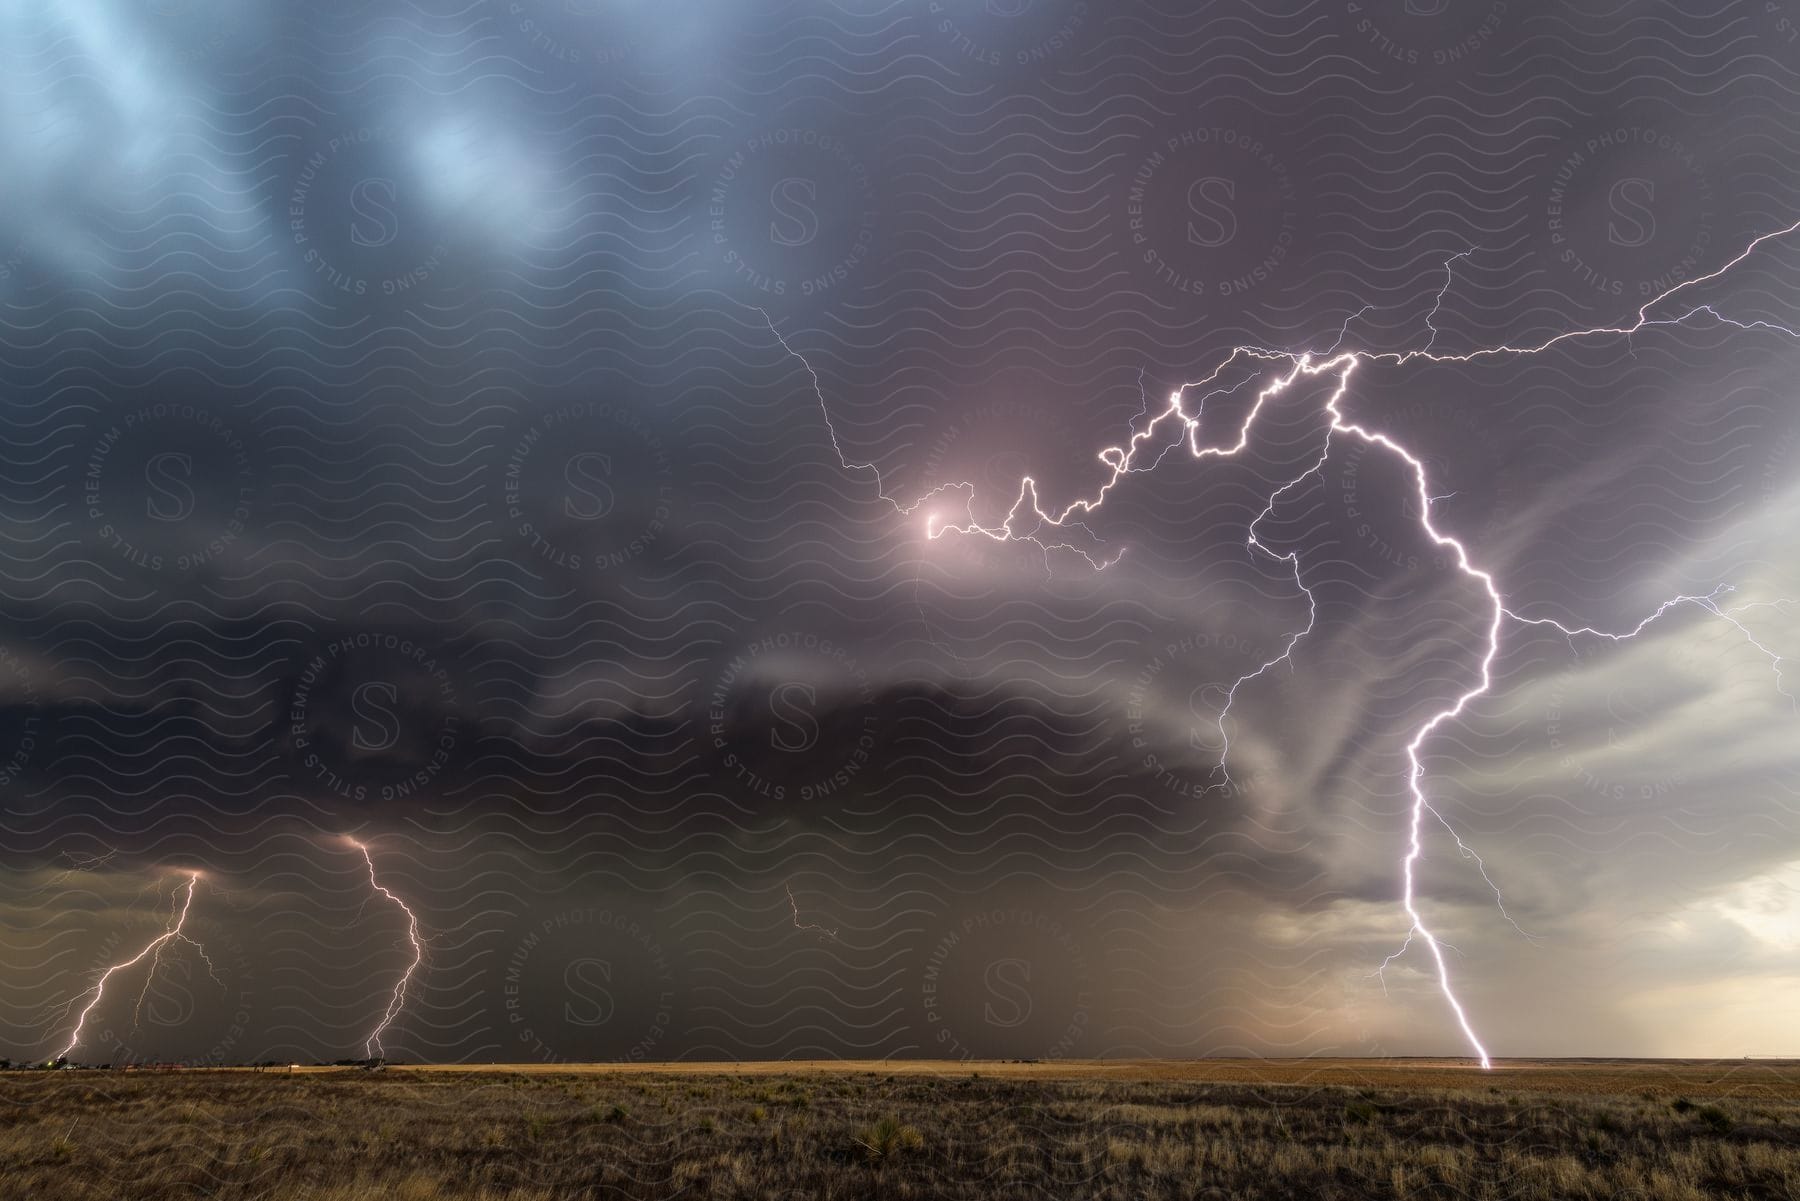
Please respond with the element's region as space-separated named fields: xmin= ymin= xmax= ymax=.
xmin=2 ymin=1059 xmax=1796 ymax=1199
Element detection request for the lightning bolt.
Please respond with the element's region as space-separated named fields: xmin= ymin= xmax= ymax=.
xmin=131 ymin=876 xmax=224 ymax=1029
xmin=40 ymin=848 xmax=119 ymax=889
xmin=55 ymin=870 xmax=213 ymax=1063
xmin=763 ymin=218 xmax=1800 ymax=1068
xmin=785 ymin=881 xmax=839 ymax=941
xmin=348 ymin=837 xmax=423 ymax=1061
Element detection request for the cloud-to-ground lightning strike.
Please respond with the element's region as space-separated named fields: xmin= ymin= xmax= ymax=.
xmin=348 ymin=838 xmax=423 ymax=1060
xmin=131 ymin=877 xmax=224 ymax=1030
xmin=763 ymin=218 xmax=1800 ymax=1069
xmin=55 ymin=870 xmax=215 ymax=1062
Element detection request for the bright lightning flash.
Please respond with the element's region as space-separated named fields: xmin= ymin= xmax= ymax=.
xmin=56 ymin=870 xmax=216 ymax=1062
xmin=348 ymin=837 xmax=423 ymax=1060
xmin=762 ymin=218 xmax=1800 ymax=1069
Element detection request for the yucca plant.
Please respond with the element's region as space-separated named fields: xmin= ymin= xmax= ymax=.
xmin=854 ymin=1115 xmax=923 ymax=1165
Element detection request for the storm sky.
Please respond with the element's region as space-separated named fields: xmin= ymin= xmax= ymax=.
xmin=2 ymin=0 xmax=1798 ymax=1065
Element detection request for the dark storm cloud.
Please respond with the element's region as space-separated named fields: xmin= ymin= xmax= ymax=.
xmin=0 ymin=0 xmax=1797 ymax=1066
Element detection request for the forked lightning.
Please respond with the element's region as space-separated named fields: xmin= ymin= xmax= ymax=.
xmin=761 ymin=219 xmax=1800 ymax=1067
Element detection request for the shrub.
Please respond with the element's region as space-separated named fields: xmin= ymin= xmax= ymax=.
xmin=855 ymin=1115 xmax=924 ymax=1165
xmin=1695 ymin=1104 xmax=1733 ymax=1133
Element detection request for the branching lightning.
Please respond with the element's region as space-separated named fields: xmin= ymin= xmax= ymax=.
xmin=348 ymin=837 xmax=423 ymax=1060
xmin=132 ymin=877 xmax=224 ymax=1029
xmin=763 ymin=218 xmax=1800 ymax=1068
xmin=55 ymin=870 xmax=215 ymax=1062
xmin=41 ymin=848 xmax=119 ymax=890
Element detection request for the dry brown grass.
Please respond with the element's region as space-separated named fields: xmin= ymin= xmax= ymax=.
xmin=1 ymin=1061 xmax=1796 ymax=1199
xmin=389 ymin=1055 xmax=1800 ymax=1100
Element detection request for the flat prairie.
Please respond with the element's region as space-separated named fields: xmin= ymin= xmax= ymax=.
xmin=396 ymin=1056 xmax=1800 ymax=1099
xmin=2 ymin=1059 xmax=1796 ymax=1200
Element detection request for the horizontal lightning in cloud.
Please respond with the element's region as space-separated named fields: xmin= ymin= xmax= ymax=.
xmin=786 ymin=881 xmax=839 ymax=941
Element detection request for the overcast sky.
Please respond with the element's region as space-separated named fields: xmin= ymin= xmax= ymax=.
xmin=1 ymin=0 xmax=1797 ymax=1065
